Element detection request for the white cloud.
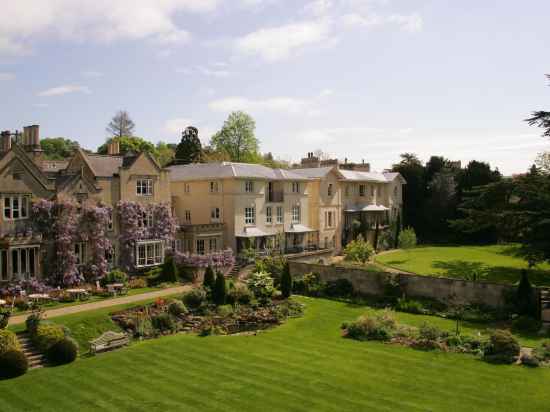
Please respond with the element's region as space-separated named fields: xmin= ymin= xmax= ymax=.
xmin=235 ymin=19 xmax=333 ymax=61
xmin=388 ymin=13 xmax=423 ymax=32
xmin=319 ymin=89 xmax=334 ymax=97
xmin=0 ymin=0 xmax=221 ymax=55
xmin=37 ymin=84 xmax=91 ymax=97
xmin=0 ymin=72 xmax=15 ymax=81
xmin=303 ymin=0 xmax=333 ymax=17
xmin=176 ymin=63 xmax=231 ymax=77
xmin=209 ymin=96 xmax=320 ymax=116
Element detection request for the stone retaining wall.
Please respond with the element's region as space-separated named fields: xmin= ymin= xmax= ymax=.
xmin=288 ymin=261 xmax=520 ymax=308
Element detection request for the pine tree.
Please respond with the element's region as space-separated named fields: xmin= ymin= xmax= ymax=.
xmin=203 ymin=266 xmax=216 ymax=291
xmin=280 ymin=262 xmax=292 ymax=299
xmin=175 ymin=126 xmax=202 ymax=164
xmin=213 ymin=271 xmax=226 ymax=305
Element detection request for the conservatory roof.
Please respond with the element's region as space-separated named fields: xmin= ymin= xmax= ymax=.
xmin=285 ymin=224 xmax=316 ymax=233
xmin=344 ymin=204 xmax=389 ymax=213
xmin=236 ymin=227 xmax=273 ymax=238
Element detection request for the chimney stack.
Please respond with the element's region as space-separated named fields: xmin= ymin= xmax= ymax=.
xmin=30 ymin=125 xmax=40 ymax=147
xmin=0 ymin=130 xmax=12 ymax=153
xmin=107 ymin=139 xmax=120 ymax=155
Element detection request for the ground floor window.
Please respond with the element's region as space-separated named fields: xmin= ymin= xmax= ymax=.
xmin=6 ymin=246 xmax=39 ymax=280
xmin=136 ymin=241 xmax=164 ymax=267
xmin=197 ymin=239 xmax=205 ymax=255
xmin=75 ymin=242 xmax=86 ymax=266
xmin=208 ymin=238 xmax=217 ymax=252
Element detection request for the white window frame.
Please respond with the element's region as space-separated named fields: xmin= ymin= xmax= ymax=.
xmin=245 ymin=207 xmax=256 ymax=225
xmin=292 ymin=205 xmax=301 ymax=224
xmin=136 ymin=240 xmax=164 ymax=268
xmin=245 ymin=181 xmax=254 ymax=193
xmin=136 ymin=179 xmax=153 ymax=196
xmin=8 ymin=246 xmax=39 ymax=280
xmin=141 ymin=211 xmax=154 ymax=228
xmin=211 ymin=207 xmax=220 ymax=222
xmin=3 ymin=195 xmax=30 ymax=221
xmin=266 ymin=206 xmax=272 ymax=224
xmin=196 ymin=239 xmax=205 ymax=255
xmin=292 ymin=182 xmax=300 ymax=193
xmin=185 ymin=210 xmax=191 ymax=223
xmin=209 ymin=238 xmax=217 ymax=252
xmin=276 ymin=206 xmax=283 ymax=224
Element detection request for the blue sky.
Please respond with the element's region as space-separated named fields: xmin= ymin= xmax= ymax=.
xmin=1 ymin=0 xmax=549 ymax=174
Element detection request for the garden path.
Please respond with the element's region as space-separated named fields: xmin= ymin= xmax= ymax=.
xmin=8 ymin=285 xmax=190 ymax=326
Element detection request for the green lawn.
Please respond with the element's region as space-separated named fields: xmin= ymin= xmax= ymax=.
xmin=376 ymin=244 xmax=550 ymax=286
xmin=2 ymin=297 xmax=550 ymax=411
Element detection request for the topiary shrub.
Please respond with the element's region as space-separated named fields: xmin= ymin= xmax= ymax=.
xmin=101 ymin=269 xmax=129 ymax=287
xmin=168 ymin=300 xmax=188 ymax=317
xmin=516 ymin=270 xmax=537 ymax=317
xmin=160 ymin=255 xmax=179 ymax=283
xmin=46 ymin=337 xmax=78 ymax=365
xmin=226 ymin=283 xmax=253 ymax=306
xmin=342 ymin=310 xmax=397 ymax=341
xmin=213 ymin=271 xmax=227 ymax=306
xmin=280 ymin=263 xmax=292 ymax=299
xmin=0 ymin=330 xmax=20 ymax=354
xmin=483 ymin=330 xmax=520 ymax=364
xmin=0 ymin=350 xmax=28 ymax=379
xmin=182 ymin=288 xmax=207 ymax=310
xmin=398 ymin=227 xmax=417 ymax=249
xmin=324 ymin=279 xmax=354 ymax=298
xmin=34 ymin=324 xmax=66 ymax=352
xmin=203 ymin=266 xmax=216 ymax=292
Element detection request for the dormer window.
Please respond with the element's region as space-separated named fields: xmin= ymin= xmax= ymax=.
xmin=136 ymin=179 xmax=153 ymax=196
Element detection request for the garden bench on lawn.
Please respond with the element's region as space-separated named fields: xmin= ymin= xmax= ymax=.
xmin=90 ymin=331 xmax=130 ymax=355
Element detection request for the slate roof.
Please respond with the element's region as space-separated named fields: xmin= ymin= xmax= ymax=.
xmin=337 ymin=169 xmax=389 ymax=183
xmin=85 ymin=154 xmax=123 ymax=177
xmin=169 ymin=162 xmax=311 ymax=181
xmin=291 ymin=166 xmax=335 ymax=179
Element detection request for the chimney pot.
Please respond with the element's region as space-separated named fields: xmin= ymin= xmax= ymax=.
xmin=1 ymin=130 xmax=12 ymax=152
xmin=108 ymin=139 xmax=120 ymax=155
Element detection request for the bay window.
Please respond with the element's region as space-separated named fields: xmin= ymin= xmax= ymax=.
xmin=245 ymin=207 xmax=255 ymax=225
xmin=136 ymin=240 xmax=164 ymax=267
xmin=136 ymin=179 xmax=153 ymax=196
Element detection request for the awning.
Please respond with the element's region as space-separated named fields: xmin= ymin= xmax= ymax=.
xmin=236 ymin=227 xmax=273 ymax=238
xmin=285 ymin=224 xmax=316 ymax=233
xmin=344 ymin=204 xmax=389 ymax=213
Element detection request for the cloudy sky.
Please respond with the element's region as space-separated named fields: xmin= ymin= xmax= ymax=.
xmin=1 ymin=0 xmax=549 ymax=174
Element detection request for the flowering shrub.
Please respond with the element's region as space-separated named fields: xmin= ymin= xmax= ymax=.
xmin=174 ymin=249 xmax=235 ymax=269
xmin=118 ymin=202 xmax=176 ymax=271
xmin=0 ymin=279 xmax=51 ymax=296
xmin=79 ymin=203 xmax=112 ymax=282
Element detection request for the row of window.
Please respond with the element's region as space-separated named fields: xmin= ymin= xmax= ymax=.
xmin=344 ymin=184 xmax=378 ymax=197
xmin=245 ymin=205 xmax=300 ymax=225
xmin=184 ymin=181 xmax=303 ymax=195
xmin=0 ymin=247 xmax=39 ymax=281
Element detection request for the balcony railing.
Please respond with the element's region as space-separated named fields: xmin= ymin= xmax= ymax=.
xmin=266 ymin=190 xmax=284 ymax=203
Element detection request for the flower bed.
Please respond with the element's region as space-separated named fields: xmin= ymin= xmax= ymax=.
xmin=111 ymin=297 xmax=304 ymax=339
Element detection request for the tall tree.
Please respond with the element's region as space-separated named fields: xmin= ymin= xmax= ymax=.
xmin=97 ymin=136 xmax=155 ymax=156
xmin=392 ymin=153 xmax=426 ymax=236
xmin=526 ymin=74 xmax=550 ymax=175
xmin=155 ymin=142 xmax=175 ymax=167
xmin=174 ymin=126 xmax=202 ymax=165
xmin=106 ymin=110 xmax=135 ymax=138
xmin=40 ymin=137 xmax=79 ymax=160
xmin=211 ymin=111 xmax=259 ymax=162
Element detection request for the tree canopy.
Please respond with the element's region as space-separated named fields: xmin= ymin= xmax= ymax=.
xmin=210 ymin=111 xmax=259 ymax=162
xmin=40 ymin=137 xmax=79 ymax=160
xmin=174 ymin=126 xmax=202 ymax=165
xmin=107 ymin=110 xmax=135 ymax=138
xmin=97 ymin=136 xmax=155 ymax=156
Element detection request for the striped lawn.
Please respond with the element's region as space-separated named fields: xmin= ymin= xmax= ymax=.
xmin=2 ymin=297 xmax=550 ymax=412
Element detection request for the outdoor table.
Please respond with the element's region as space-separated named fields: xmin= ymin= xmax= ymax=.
xmin=28 ymin=293 xmax=51 ymax=304
xmin=106 ymin=283 xmax=125 ymax=296
xmin=0 ymin=299 xmax=6 ymax=306
xmin=66 ymin=289 xmax=89 ymax=300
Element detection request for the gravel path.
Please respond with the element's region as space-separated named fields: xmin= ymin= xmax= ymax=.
xmin=8 ymin=285 xmax=190 ymax=326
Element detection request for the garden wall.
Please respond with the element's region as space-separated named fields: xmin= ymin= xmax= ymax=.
xmin=288 ymin=261 xmax=519 ymax=308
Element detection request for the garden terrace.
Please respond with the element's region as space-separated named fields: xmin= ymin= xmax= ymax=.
xmin=375 ymin=244 xmax=550 ymax=286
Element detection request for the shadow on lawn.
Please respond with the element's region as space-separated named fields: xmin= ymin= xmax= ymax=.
xmin=431 ymin=260 xmax=550 ymax=287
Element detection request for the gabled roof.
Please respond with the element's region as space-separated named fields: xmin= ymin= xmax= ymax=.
xmin=383 ymin=172 xmax=407 ymax=184
xmin=337 ymin=169 xmax=389 ymax=183
xmin=169 ymin=162 xmax=311 ymax=182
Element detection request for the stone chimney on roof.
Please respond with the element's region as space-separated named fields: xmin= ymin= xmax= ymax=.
xmin=107 ymin=139 xmax=120 ymax=156
xmin=300 ymin=152 xmax=321 ymax=168
xmin=0 ymin=130 xmax=12 ymax=153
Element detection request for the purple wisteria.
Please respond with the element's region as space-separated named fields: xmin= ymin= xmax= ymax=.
xmin=173 ymin=249 xmax=235 ymax=269
xmin=79 ymin=203 xmax=112 ymax=282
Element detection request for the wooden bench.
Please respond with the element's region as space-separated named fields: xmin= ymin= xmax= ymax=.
xmin=89 ymin=331 xmax=130 ymax=355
